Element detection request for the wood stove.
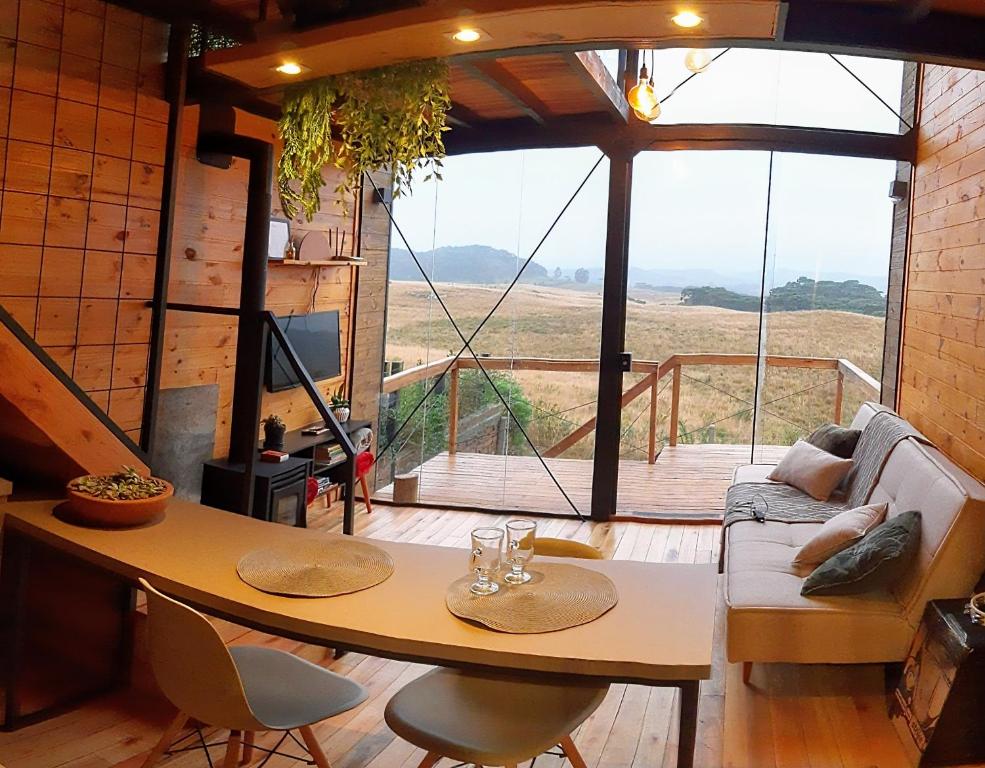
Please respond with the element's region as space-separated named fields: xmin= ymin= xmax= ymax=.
xmin=201 ymin=456 xmax=310 ymax=527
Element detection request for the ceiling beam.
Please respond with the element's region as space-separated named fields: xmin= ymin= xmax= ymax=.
xmin=443 ymin=117 xmax=917 ymax=162
xmin=779 ymin=1 xmax=985 ymax=65
xmin=566 ymin=50 xmax=629 ymax=123
xmin=187 ymin=69 xmax=282 ymax=122
xmin=461 ymin=60 xmax=551 ymax=125
xmin=106 ymin=0 xmax=257 ymax=42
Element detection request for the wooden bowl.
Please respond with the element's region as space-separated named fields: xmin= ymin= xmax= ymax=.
xmin=65 ymin=478 xmax=174 ymax=528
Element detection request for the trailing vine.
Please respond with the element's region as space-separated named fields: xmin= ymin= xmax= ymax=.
xmin=277 ymin=59 xmax=451 ymax=221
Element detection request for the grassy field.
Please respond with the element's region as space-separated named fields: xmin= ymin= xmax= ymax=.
xmin=384 ymin=281 xmax=885 ymax=460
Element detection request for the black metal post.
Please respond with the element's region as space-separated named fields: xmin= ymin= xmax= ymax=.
xmin=590 ymin=151 xmax=634 ymax=521
xmin=141 ymin=23 xmax=190 ymax=459
xmin=197 ymin=131 xmax=274 ymax=520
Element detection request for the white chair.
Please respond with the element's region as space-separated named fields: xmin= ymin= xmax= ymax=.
xmin=138 ymin=578 xmax=367 ymax=767
xmin=384 ymin=538 xmax=608 ymax=768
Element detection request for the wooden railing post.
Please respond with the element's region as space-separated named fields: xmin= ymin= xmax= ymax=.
xmin=669 ymin=365 xmax=681 ymax=447
xmin=448 ymin=364 xmax=459 ymax=454
xmin=647 ymin=373 xmax=659 ymax=464
xmin=834 ymin=369 xmax=845 ymax=425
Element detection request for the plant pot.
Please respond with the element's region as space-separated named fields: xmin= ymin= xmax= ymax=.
xmin=263 ymin=422 xmax=286 ymax=450
xmin=333 ymin=406 xmax=351 ymax=423
xmin=65 ymin=478 xmax=174 ymax=528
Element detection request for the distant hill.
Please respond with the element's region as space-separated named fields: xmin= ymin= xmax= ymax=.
xmin=681 ymin=277 xmax=886 ymax=316
xmin=390 ymin=246 xmax=549 ymax=284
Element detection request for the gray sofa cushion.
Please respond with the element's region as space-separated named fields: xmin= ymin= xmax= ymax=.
xmin=801 ymin=510 xmax=922 ymax=596
xmin=807 ymin=423 xmax=862 ymax=459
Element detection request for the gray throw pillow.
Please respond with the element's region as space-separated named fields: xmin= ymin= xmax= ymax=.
xmin=801 ymin=510 xmax=922 ymax=596
xmin=807 ymin=423 xmax=862 ymax=459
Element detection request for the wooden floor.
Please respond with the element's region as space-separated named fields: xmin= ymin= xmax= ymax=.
xmin=374 ymin=445 xmax=789 ymax=518
xmin=0 ymin=502 xmax=924 ymax=768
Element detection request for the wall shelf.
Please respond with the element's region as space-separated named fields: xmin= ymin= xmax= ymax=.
xmin=269 ymin=259 xmax=365 ymax=267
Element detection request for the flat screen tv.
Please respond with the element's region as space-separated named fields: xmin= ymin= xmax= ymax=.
xmin=266 ymin=311 xmax=342 ymax=393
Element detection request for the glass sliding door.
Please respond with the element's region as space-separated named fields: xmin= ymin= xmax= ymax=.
xmin=753 ymin=153 xmax=896 ymax=462
xmin=378 ymin=148 xmax=608 ymax=517
xmin=617 ymin=151 xmax=771 ymax=516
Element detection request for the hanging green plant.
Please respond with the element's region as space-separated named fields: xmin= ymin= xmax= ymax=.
xmin=277 ymin=59 xmax=451 ymax=221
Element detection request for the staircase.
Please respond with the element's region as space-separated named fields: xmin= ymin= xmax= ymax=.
xmin=0 ymin=305 xmax=149 ymax=491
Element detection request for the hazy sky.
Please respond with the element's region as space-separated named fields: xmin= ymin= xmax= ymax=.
xmin=391 ymin=48 xmax=904 ymax=282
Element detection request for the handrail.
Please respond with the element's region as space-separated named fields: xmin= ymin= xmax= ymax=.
xmin=381 ymin=353 xmax=882 ymax=461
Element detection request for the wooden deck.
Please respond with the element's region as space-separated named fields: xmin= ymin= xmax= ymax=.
xmin=373 ymin=444 xmax=790 ymax=518
xmin=0 ymin=502 xmax=917 ymax=768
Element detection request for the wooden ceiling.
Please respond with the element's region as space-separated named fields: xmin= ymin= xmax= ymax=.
xmin=204 ymin=1 xmax=780 ymax=90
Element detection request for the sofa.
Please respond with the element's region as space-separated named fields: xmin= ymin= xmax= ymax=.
xmin=724 ymin=402 xmax=985 ymax=667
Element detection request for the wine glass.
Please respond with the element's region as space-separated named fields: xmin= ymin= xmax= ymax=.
xmin=469 ymin=527 xmax=503 ymax=596
xmin=504 ymin=519 xmax=537 ymax=585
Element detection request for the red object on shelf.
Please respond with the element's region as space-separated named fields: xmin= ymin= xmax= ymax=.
xmin=306 ymin=477 xmax=318 ymax=505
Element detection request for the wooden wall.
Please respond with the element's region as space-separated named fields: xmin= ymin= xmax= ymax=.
xmin=163 ymin=108 xmax=391 ymax=458
xmin=0 ymin=0 xmax=393 ymax=462
xmin=0 ymin=0 xmax=169 ymax=444
xmin=900 ymin=63 xmax=985 ymax=480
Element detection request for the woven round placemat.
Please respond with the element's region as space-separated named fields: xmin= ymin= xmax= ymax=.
xmin=445 ymin=562 xmax=618 ymax=634
xmin=237 ymin=537 xmax=394 ymax=597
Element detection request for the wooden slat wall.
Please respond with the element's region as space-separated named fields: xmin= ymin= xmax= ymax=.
xmin=900 ymin=63 xmax=985 ymax=480
xmin=163 ymin=108 xmax=391 ymax=457
xmin=0 ymin=0 xmax=169 ymax=444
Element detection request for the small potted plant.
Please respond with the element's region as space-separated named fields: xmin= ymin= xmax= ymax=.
xmin=66 ymin=466 xmax=173 ymax=527
xmin=262 ymin=414 xmax=287 ymax=450
xmin=331 ymin=386 xmax=351 ymax=423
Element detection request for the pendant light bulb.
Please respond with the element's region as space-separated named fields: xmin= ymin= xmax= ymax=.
xmin=634 ymin=100 xmax=662 ymax=122
xmin=684 ymin=48 xmax=712 ymax=73
xmin=627 ymin=63 xmax=658 ymax=116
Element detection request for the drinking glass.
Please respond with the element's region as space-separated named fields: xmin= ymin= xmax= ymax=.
xmin=469 ymin=527 xmax=503 ymax=595
xmin=504 ymin=519 xmax=537 ymax=585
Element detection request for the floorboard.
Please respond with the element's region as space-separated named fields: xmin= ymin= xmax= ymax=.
xmin=0 ymin=502 xmax=929 ymax=768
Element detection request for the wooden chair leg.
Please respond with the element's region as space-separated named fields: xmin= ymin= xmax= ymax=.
xmin=742 ymin=661 xmax=753 ymax=685
xmin=359 ymin=474 xmax=373 ymax=514
xmin=241 ymin=731 xmax=255 ymax=765
xmin=560 ymin=734 xmax=589 ymax=768
xmin=299 ymin=725 xmax=333 ymax=768
xmin=140 ymin=711 xmax=189 ymax=768
xmin=223 ymin=730 xmax=241 ymax=768
xmin=415 ymin=752 xmax=442 ymax=768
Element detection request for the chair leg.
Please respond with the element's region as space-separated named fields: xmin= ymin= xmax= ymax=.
xmin=560 ymin=734 xmax=589 ymax=768
xmin=241 ymin=731 xmax=255 ymax=765
xmin=360 ymin=475 xmax=373 ymax=514
xmin=140 ymin=710 xmax=189 ymax=768
xmin=415 ymin=752 xmax=442 ymax=768
xmin=742 ymin=661 xmax=753 ymax=685
xmin=223 ymin=730 xmax=241 ymax=768
xmin=299 ymin=725 xmax=333 ymax=768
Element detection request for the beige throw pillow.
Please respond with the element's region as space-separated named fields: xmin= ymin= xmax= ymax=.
xmin=767 ymin=439 xmax=853 ymax=501
xmin=792 ymin=503 xmax=889 ymax=570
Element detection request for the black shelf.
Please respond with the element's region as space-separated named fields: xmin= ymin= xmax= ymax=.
xmin=261 ymin=419 xmax=371 ymax=455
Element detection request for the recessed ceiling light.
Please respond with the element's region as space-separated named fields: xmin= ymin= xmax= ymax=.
xmin=451 ymin=28 xmax=483 ymax=43
xmin=672 ymin=10 xmax=703 ymax=28
xmin=274 ymin=61 xmax=306 ymax=75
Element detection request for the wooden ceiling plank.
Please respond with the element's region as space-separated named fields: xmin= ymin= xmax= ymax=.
xmin=566 ymin=50 xmax=629 ymax=123
xmin=462 ymin=60 xmax=553 ymax=125
xmin=203 ymin=0 xmax=781 ymax=89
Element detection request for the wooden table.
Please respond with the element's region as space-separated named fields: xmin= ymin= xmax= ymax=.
xmin=0 ymin=500 xmax=716 ymax=767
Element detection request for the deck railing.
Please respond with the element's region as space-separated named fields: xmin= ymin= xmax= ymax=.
xmin=381 ymin=354 xmax=881 ymax=463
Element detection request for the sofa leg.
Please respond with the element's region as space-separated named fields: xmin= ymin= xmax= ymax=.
xmin=742 ymin=662 xmax=752 ymax=685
